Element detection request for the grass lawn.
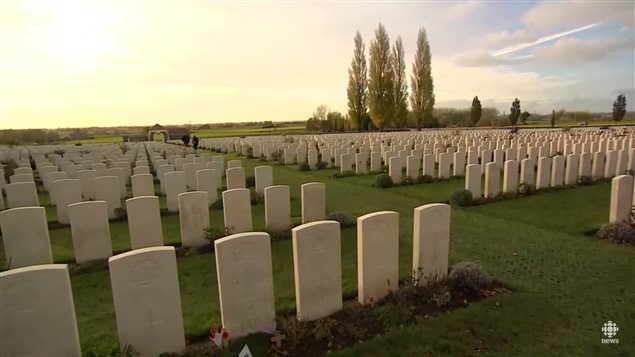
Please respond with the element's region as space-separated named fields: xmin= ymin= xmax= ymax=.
xmin=192 ymin=125 xmax=305 ymax=139
xmin=1 ymin=151 xmax=633 ymax=356
xmin=67 ymin=135 xmax=124 ymax=144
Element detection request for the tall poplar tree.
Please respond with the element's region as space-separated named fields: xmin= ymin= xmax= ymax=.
xmin=410 ymin=27 xmax=435 ymax=129
xmin=392 ymin=36 xmax=408 ymax=128
xmin=368 ymin=23 xmax=394 ymax=130
xmin=346 ymin=32 xmax=368 ymax=130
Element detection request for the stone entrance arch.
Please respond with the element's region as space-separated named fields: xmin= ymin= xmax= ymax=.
xmin=148 ymin=130 xmax=169 ymax=142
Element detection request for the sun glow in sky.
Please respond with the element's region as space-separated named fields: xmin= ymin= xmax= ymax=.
xmin=1 ymin=0 xmax=633 ymax=129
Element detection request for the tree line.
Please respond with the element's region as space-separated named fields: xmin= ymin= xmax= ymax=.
xmin=306 ymin=23 xmax=628 ymax=132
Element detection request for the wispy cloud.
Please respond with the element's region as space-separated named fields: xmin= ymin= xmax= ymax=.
xmin=491 ymin=22 xmax=602 ymax=56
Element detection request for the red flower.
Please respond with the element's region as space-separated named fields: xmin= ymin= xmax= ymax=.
xmin=222 ymin=331 xmax=229 ymax=339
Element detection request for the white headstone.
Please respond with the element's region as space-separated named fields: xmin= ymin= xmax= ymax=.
xmin=292 ymin=221 xmax=342 ymax=321
xmin=301 ymin=182 xmax=326 ymax=223
xmin=222 ymin=188 xmax=253 ymax=233
xmin=357 ymin=211 xmax=398 ymax=304
xmin=412 ymin=204 xmax=450 ymax=285
xmin=68 ymin=201 xmax=112 ymax=263
xmin=126 ymin=196 xmax=164 ymax=249
xmin=178 ymin=192 xmax=210 ymax=247
xmin=215 ymin=232 xmax=276 ymax=339
xmin=0 ymin=264 xmax=81 ymax=357
xmin=109 ymin=247 xmax=186 ymax=356
xmin=264 ymin=185 xmax=291 ymax=231
xmin=0 ymin=207 xmax=52 ymax=268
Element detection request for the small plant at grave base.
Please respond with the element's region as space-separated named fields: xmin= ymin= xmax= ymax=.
xmin=577 ymin=176 xmax=593 ymax=186
xmin=450 ymin=189 xmax=474 ymax=207
xmin=375 ymin=173 xmax=393 ymax=188
xmin=448 ymin=262 xmax=493 ymax=297
xmin=87 ymin=344 xmax=140 ymax=357
xmin=114 ymin=207 xmax=126 ymax=219
xmin=400 ymin=177 xmax=415 ymax=186
xmin=431 ymin=287 xmax=452 ymax=307
xmin=315 ymin=160 xmax=327 ymax=170
xmin=54 ymin=149 xmax=66 ymax=156
xmin=597 ymin=223 xmax=635 ymax=245
xmin=328 ymin=211 xmax=354 ymax=228
xmin=223 ymin=226 xmax=235 ymax=236
xmin=331 ymin=170 xmax=356 ymax=179
xmin=210 ymin=199 xmax=223 ymax=210
xmin=267 ymin=228 xmax=292 ymax=241
xmin=204 ymin=227 xmax=225 ymax=244
xmin=416 ymin=174 xmax=434 ymax=184
xmin=245 ymin=175 xmax=256 ymax=188
xmin=518 ymin=183 xmax=535 ymax=195
xmin=298 ymin=162 xmax=310 ymax=171
xmin=250 ymin=190 xmax=264 ymax=205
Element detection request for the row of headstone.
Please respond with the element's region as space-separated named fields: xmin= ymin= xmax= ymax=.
xmin=0 ymin=203 xmax=450 ymax=356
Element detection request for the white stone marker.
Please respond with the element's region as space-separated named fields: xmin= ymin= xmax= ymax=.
xmin=215 ymin=232 xmax=276 ymax=339
xmin=340 ymin=153 xmax=353 ymax=173
xmin=178 ymin=192 xmax=210 ymax=247
xmin=14 ymin=167 xmax=33 ymax=175
xmin=406 ymin=155 xmax=419 ymax=179
xmin=131 ymin=173 xmax=155 ymax=197
xmin=503 ymin=160 xmax=519 ymax=194
xmin=10 ymin=173 xmax=34 ymax=183
xmin=438 ymin=152 xmax=451 ymax=178
xmin=412 ymin=203 xmax=450 ymax=286
xmin=5 ymin=182 xmax=39 ymax=208
xmin=520 ymin=158 xmax=535 ymax=186
xmin=255 ymin=165 xmax=273 ymax=194
xmin=453 ymin=151 xmax=466 ymax=176
xmin=68 ymin=201 xmax=113 ymax=263
xmin=77 ymin=169 xmax=97 ymax=201
xmin=106 ymin=167 xmax=127 ymax=198
xmin=422 ymin=154 xmax=435 ymax=177
xmin=484 ymin=163 xmax=500 ymax=198
xmin=592 ymin=152 xmax=606 ymax=180
xmin=579 ymin=153 xmax=592 ymax=177
xmin=133 ymin=166 xmax=150 ymax=175
xmin=196 ymin=169 xmax=218 ymax=206
xmin=565 ymin=154 xmax=579 ymax=185
xmin=227 ymin=160 xmax=242 ymax=169
xmin=536 ymin=157 xmax=551 ymax=189
xmin=126 ymin=196 xmax=164 ymax=249
xmin=357 ymin=153 xmax=369 ymax=175
xmin=0 ymin=264 xmax=82 ymax=357
xmin=94 ymin=176 xmax=121 ymax=219
xmin=605 ymin=150 xmax=618 ymax=178
xmin=389 ymin=156 xmax=402 ymax=184
xmin=165 ymin=171 xmax=186 ymax=212
xmin=550 ymin=155 xmax=565 ymax=187
xmin=157 ymin=164 xmax=175 ymax=195
xmin=182 ymin=163 xmax=198 ymax=191
xmin=109 ymin=247 xmax=185 ymax=356
xmin=465 ymin=164 xmax=481 ymax=198
xmin=370 ymin=152 xmax=381 ymax=172
xmin=0 ymin=207 xmax=52 ymax=268
xmin=52 ymin=179 xmax=82 ymax=224
xmin=226 ymin=167 xmax=246 ymax=190
xmin=609 ymin=174 xmax=634 ymax=224
xmin=357 ymin=211 xmax=398 ymax=304
xmin=292 ymin=220 xmax=342 ymax=321
xmin=264 ymin=185 xmax=291 ymax=231
xmin=301 ymin=182 xmax=326 ymax=223
xmin=222 ymin=188 xmax=253 ymax=233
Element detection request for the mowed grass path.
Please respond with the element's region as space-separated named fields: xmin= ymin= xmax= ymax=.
xmin=1 ymin=151 xmax=633 ymax=356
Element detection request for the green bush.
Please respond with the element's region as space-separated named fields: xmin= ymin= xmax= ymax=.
xmin=332 ymin=170 xmax=355 ymax=179
xmin=245 ymin=175 xmax=255 ymax=188
xmin=328 ymin=211 xmax=354 ymax=228
xmin=577 ymin=176 xmax=593 ymax=186
xmin=450 ymin=189 xmax=474 ymax=207
xmin=315 ymin=161 xmax=327 ymax=170
xmin=298 ymin=162 xmax=310 ymax=171
xmin=250 ymin=190 xmax=264 ymax=205
xmin=518 ymin=183 xmax=535 ymax=195
xmin=447 ymin=262 xmax=492 ymax=295
xmin=267 ymin=228 xmax=292 ymax=241
xmin=416 ymin=175 xmax=434 ymax=184
xmin=597 ymin=223 xmax=635 ymax=244
xmin=375 ymin=174 xmax=393 ymax=188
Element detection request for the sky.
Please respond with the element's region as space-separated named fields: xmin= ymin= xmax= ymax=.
xmin=0 ymin=0 xmax=633 ymax=129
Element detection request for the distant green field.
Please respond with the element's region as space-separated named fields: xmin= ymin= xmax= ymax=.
xmin=192 ymin=125 xmax=305 ymax=138
xmin=67 ymin=135 xmax=123 ymax=144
